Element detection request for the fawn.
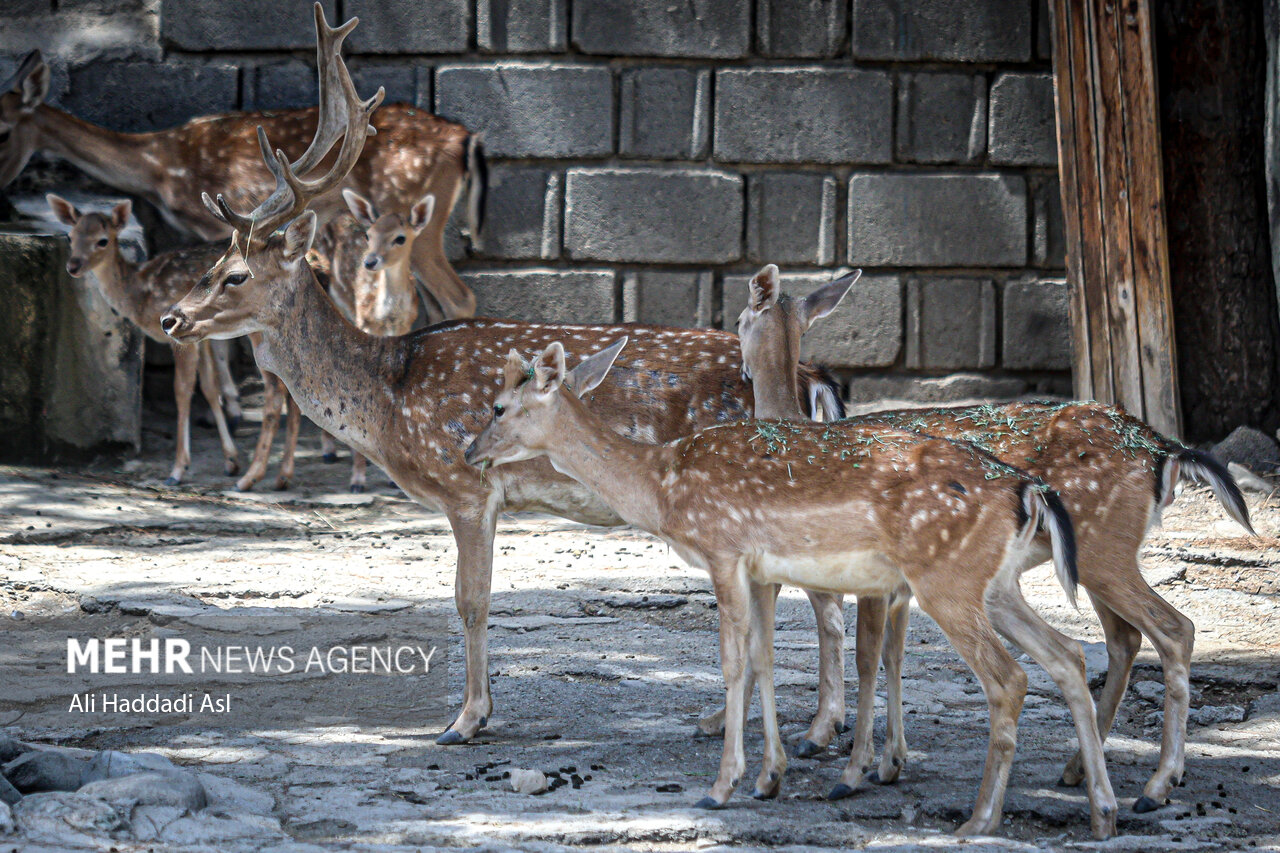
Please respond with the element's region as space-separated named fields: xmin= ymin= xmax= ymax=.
xmin=465 ymin=339 xmax=1118 ymax=839
xmin=736 ymin=264 xmax=1256 ymax=813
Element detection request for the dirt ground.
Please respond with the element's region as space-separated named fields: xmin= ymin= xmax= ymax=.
xmin=1 ymin=407 xmax=1279 ymax=852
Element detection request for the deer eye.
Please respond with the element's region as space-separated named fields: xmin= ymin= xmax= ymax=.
xmin=393 ymin=234 xmax=406 ymax=245
xmin=225 ymin=272 xmax=248 ymax=287
xmin=493 ymin=404 xmax=505 ymax=418
xmin=95 ymin=237 xmax=109 ymax=248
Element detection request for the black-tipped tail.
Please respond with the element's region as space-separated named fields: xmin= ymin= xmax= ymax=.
xmin=465 ymin=133 xmax=488 ymax=241
xmin=800 ymin=363 xmax=845 ymax=422
xmin=1176 ymin=448 xmax=1257 ymax=536
xmin=1025 ymin=483 xmax=1078 ymax=607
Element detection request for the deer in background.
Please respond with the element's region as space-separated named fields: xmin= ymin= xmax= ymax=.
xmin=737 ymin=266 xmax=1257 ymax=813
xmin=312 ymin=189 xmax=436 ymax=491
xmin=464 ymin=340 xmax=1117 ymax=839
xmin=158 ymin=8 xmax=850 ymax=761
xmin=0 ymin=5 xmax=479 ymax=322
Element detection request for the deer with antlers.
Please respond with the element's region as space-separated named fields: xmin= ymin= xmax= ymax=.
xmin=0 ymin=18 xmax=479 ymax=323
xmin=735 ymin=264 xmax=1256 ymax=814
xmin=463 ymin=339 xmax=1118 ymax=839
xmin=159 ymin=6 xmax=852 ymax=758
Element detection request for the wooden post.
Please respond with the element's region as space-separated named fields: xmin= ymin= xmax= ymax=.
xmin=1049 ymin=0 xmax=1182 ymax=438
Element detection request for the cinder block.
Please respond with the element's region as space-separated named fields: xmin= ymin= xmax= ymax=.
xmin=474 ymin=166 xmax=562 ymax=261
xmin=619 ymin=67 xmax=710 ymax=160
xmin=248 ymin=62 xmax=314 ymax=111
xmin=344 ymin=0 xmax=468 ymax=54
xmin=905 ymin=277 xmax=997 ymax=369
xmin=478 ymin=0 xmax=567 ymax=52
xmin=989 ymin=72 xmax=1058 ymax=166
xmin=848 ymin=173 xmax=1027 ymax=267
xmin=896 ymin=72 xmax=987 ymax=164
xmin=564 ymin=168 xmax=742 ymax=263
xmin=572 ymin=0 xmax=749 ymax=58
xmin=723 ymin=270 xmax=902 ymax=368
xmin=715 ymin=68 xmax=892 ymax=164
xmin=1002 ymin=277 xmax=1070 ymax=369
xmin=852 ymin=0 xmax=1032 ymax=61
xmin=348 ymin=63 xmax=420 ymax=109
xmin=466 ymin=269 xmax=615 ymax=324
xmin=747 ymin=173 xmax=838 ymax=266
xmin=60 ymin=60 xmax=238 ymax=131
xmin=757 ymin=0 xmax=848 ymax=57
xmin=1032 ymin=177 xmax=1066 ymax=268
xmin=161 ymin=0 xmax=338 ymax=51
xmin=435 ymin=64 xmax=613 ymax=158
xmin=846 ymin=373 xmax=1029 ymax=409
xmin=622 ymin=271 xmax=715 ymax=327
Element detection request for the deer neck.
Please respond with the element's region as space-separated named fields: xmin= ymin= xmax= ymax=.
xmin=751 ymin=358 xmax=805 ymax=420
xmin=252 ymin=266 xmax=399 ymax=458
xmin=34 ymin=106 xmax=159 ymax=196
xmin=86 ymin=251 xmax=141 ymax=320
xmin=537 ymin=398 xmax=674 ymax=536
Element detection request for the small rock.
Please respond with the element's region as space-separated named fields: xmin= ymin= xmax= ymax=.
xmin=0 ymin=736 xmax=29 ymax=764
xmin=196 ymin=773 xmax=275 ymax=815
xmin=509 ymin=768 xmax=547 ymax=794
xmin=1227 ymin=462 xmax=1274 ymax=495
xmin=79 ymin=770 xmax=207 ymax=812
xmin=128 ymin=804 xmax=188 ymax=841
xmin=3 ymin=750 xmax=90 ymax=793
xmin=83 ymin=750 xmax=177 ymax=782
xmin=1147 ymin=564 xmax=1187 ymax=587
xmin=0 ymin=776 xmax=19 ymax=805
xmin=0 ymin=800 xmax=11 ymax=835
xmin=1189 ymin=704 xmax=1246 ymax=726
xmin=13 ymin=791 xmax=124 ymax=838
xmin=1212 ymin=426 xmax=1280 ymax=474
xmin=159 ymin=809 xmax=286 ymax=845
xmin=1133 ymin=680 xmax=1166 ymax=704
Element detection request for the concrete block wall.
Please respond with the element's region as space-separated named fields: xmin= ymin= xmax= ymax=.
xmin=1 ymin=0 xmax=1071 ymax=404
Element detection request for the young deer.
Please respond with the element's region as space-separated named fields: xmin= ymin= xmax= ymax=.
xmin=737 ymin=265 xmax=1257 ymax=813
xmin=465 ymin=340 xmax=1118 ymax=839
xmin=0 ymin=4 xmax=480 ymax=321
xmin=311 ymin=190 xmax=435 ymax=492
xmin=158 ymin=14 xmax=845 ymax=752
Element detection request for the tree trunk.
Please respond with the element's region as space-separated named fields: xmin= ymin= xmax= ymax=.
xmin=1155 ymin=0 xmax=1280 ymax=441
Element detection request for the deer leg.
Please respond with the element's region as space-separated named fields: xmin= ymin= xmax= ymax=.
xmin=321 ymin=430 xmax=339 ymax=464
xmin=794 ymin=590 xmax=847 ymax=758
xmin=274 ymin=390 xmax=301 ymax=491
xmin=985 ymin=574 xmax=1117 ymax=840
xmin=697 ymin=557 xmax=751 ymax=808
xmin=210 ymin=339 xmax=242 ymax=431
xmin=236 ymin=369 xmax=284 ymax=492
xmin=1059 ymin=594 xmax=1140 ymax=788
xmin=166 ymin=344 xmax=199 ymax=486
xmin=873 ymin=586 xmax=912 ymax=784
xmin=349 ymin=451 xmax=368 ymax=493
xmin=825 ymin=595 xmax=886 ymax=795
xmin=696 ymin=584 xmax=770 ymax=739
xmin=749 ymin=578 xmax=787 ymax=800
xmin=1077 ymin=571 xmax=1193 ymax=812
xmin=195 ymin=342 xmax=241 ymax=477
xmin=437 ymin=500 xmax=499 ymax=744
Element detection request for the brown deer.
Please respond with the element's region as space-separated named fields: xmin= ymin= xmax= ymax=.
xmin=0 ymin=4 xmax=479 ymax=322
xmin=47 ymin=193 xmax=303 ymax=492
xmin=158 ymin=13 xmax=849 ymax=756
xmin=736 ymin=266 xmax=1257 ymax=813
xmin=464 ymin=340 xmax=1117 ymax=839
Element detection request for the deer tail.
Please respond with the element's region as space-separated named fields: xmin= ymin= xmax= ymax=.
xmin=797 ymin=363 xmax=844 ymax=422
xmin=465 ymin=132 xmax=488 ymax=240
xmin=1170 ymin=448 xmax=1257 ymax=536
xmin=1023 ymin=483 xmax=1078 ymax=608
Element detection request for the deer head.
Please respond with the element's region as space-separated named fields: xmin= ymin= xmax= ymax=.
xmin=465 ymin=339 xmax=628 ymax=469
xmin=342 ymin=189 xmax=435 ymax=273
xmin=47 ymin=193 xmax=131 ymax=278
xmin=0 ymin=50 xmax=51 ymax=187
xmin=163 ymin=3 xmax=383 ymax=344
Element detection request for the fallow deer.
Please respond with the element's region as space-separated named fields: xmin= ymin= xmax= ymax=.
xmin=0 ymin=3 xmax=480 ymax=322
xmin=464 ymin=340 xmax=1117 ymax=839
xmin=158 ymin=11 xmax=847 ymax=754
xmin=47 ymin=193 xmax=303 ymax=491
xmin=737 ymin=266 xmax=1257 ymax=813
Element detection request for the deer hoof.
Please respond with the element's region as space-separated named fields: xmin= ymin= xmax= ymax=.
xmin=349 ymin=483 xmax=365 ymax=494
xmin=163 ymin=476 xmax=180 ymax=487
xmin=693 ymin=796 xmax=723 ymax=810
xmin=751 ymin=786 xmax=779 ymax=801
xmin=225 ymin=459 xmax=241 ymax=477
xmin=436 ymin=729 xmax=468 ymax=745
xmin=793 ymin=739 xmax=824 ymax=759
xmin=1133 ymin=795 xmax=1164 ymax=813
xmin=827 ymin=783 xmax=856 ymax=801
xmin=322 ymin=452 xmax=339 ymax=464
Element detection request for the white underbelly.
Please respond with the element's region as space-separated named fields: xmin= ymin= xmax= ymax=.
xmin=747 ymin=549 xmax=905 ymax=597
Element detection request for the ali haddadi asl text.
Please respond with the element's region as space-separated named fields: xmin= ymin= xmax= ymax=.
xmin=68 ymin=692 xmax=231 ymax=714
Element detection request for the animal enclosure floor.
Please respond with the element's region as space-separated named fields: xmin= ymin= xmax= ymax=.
xmin=1 ymin=418 xmax=1279 ymax=852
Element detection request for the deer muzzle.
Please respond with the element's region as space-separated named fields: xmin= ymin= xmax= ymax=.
xmin=160 ymin=309 xmax=192 ymax=342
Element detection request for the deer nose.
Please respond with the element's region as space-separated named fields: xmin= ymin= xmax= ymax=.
xmin=363 ymin=255 xmax=380 ymax=270
xmin=160 ymin=312 xmax=182 ymax=337
xmin=65 ymin=259 xmax=83 ymax=276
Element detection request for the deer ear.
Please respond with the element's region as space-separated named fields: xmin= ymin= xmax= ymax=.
xmin=46 ymin=193 xmax=80 ymax=227
xmin=110 ymin=200 xmax=132 ymax=230
xmin=748 ymin=264 xmax=780 ymax=313
xmin=502 ymin=348 xmax=526 ymax=390
xmin=14 ymin=51 xmax=50 ymax=112
xmin=342 ymin=189 xmax=377 ymax=227
xmin=282 ymin=211 xmax=317 ymax=266
xmin=409 ymin=193 xmax=435 ymax=231
xmin=798 ymin=269 xmax=859 ymax=331
xmin=533 ymin=342 xmax=567 ymax=393
xmin=567 ymin=337 xmax=627 ymax=398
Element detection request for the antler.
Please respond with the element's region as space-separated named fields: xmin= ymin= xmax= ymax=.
xmin=201 ymin=2 xmax=384 ymax=240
